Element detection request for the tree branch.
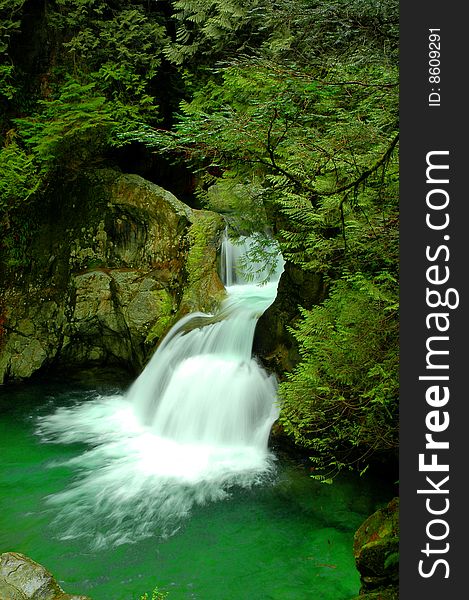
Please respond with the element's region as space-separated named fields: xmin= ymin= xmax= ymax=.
xmin=320 ymin=133 xmax=399 ymax=197
xmin=318 ymin=80 xmax=399 ymax=89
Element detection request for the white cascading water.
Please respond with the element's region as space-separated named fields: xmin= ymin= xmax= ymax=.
xmin=36 ymin=231 xmax=284 ymax=548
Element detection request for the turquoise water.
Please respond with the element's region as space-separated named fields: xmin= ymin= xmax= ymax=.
xmin=0 ymin=374 xmax=391 ymax=600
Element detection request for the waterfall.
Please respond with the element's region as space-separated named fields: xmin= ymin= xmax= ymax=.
xmin=128 ymin=232 xmax=284 ymax=448
xmin=36 ymin=231 xmax=284 ymax=548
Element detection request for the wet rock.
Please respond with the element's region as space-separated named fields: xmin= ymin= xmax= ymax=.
xmin=253 ymin=262 xmax=326 ymax=375
xmin=0 ymin=552 xmax=91 ymax=599
xmin=352 ymin=497 xmax=399 ymax=599
xmin=0 ymin=171 xmax=225 ymax=383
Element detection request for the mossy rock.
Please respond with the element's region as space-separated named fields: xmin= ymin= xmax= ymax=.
xmin=353 ymin=497 xmax=399 ymax=595
xmin=179 ymin=209 xmax=226 ymax=315
xmin=0 ymin=170 xmax=227 ymax=381
xmin=0 ymin=552 xmax=91 ymax=599
xmin=144 ymin=289 xmax=176 ymax=345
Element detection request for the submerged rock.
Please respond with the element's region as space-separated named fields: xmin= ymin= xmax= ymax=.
xmin=0 ymin=171 xmax=225 ymax=383
xmin=0 ymin=552 xmax=91 ymax=600
xmin=352 ymin=497 xmax=399 ymax=599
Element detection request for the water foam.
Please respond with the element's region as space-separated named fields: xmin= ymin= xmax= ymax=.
xmin=36 ymin=233 xmax=284 ymax=548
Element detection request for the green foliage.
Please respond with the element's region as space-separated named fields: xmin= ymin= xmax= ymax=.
xmin=49 ymin=0 xmax=167 ymax=121
xmin=15 ymin=80 xmax=116 ymax=177
xmin=143 ymin=0 xmax=400 ymax=477
xmin=165 ymin=0 xmax=265 ymax=65
xmin=0 ymin=0 xmax=400 ymax=479
xmin=0 ymin=137 xmax=41 ymax=212
xmin=1 ymin=0 xmax=169 ymax=187
xmin=0 ymin=0 xmax=170 ymax=182
xmin=279 ymin=272 xmax=399 ymax=479
xmin=0 ymin=63 xmax=16 ymax=101
xmin=0 ymin=0 xmax=26 ymax=101
xmin=139 ymin=586 xmax=169 ymax=600
xmin=133 ymin=53 xmax=398 ymax=276
xmin=269 ymin=0 xmax=399 ymax=66
xmin=0 ymin=0 xmax=25 ymax=55
xmin=164 ymin=0 xmax=398 ymax=68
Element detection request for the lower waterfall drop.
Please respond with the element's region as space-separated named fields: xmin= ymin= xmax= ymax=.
xmin=36 ymin=232 xmax=284 ymax=548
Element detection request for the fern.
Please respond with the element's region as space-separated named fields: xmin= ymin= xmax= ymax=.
xmin=15 ymin=80 xmax=116 ymax=176
xmin=279 ymin=272 xmax=399 ymax=479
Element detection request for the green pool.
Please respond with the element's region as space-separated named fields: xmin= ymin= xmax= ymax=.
xmin=0 ymin=373 xmax=392 ymax=600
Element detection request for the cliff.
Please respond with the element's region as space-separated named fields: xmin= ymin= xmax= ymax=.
xmin=0 ymin=170 xmax=225 ymax=382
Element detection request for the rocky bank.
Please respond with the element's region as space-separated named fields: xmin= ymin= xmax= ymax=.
xmin=0 ymin=170 xmax=225 ymax=383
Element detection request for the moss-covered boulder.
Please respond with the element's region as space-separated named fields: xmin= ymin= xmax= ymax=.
xmin=0 ymin=171 xmax=225 ymax=382
xmin=352 ymin=497 xmax=399 ymax=599
xmin=0 ymin=552 xmax=91 ymax=600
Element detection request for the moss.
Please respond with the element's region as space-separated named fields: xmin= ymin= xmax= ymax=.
xmin=185 ymin=211 xmax=220 ymax=282
xmin=354 ymin=498 xmax=399 ymax=556
xmin=84 ymin=258 xmax=106 ymax=270
xmin=353 ymin=498 xmax=399 ymax=598
xmin=181 ymin=210 xmax=226 ymax=314
xmin=144 ymin=289 xmax=175 ymax=345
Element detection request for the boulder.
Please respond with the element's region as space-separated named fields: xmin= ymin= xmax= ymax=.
xmin=0 ymin=171 xmax=225 ymax=382
xmin=0 ymin=552 xmax=91 ymax=600
xmin=352 ymin=497 xmax=399 ymax=599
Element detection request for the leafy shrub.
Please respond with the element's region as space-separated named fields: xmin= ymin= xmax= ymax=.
xmin=15 ymin=80 xmax=115 ymax=177
xmin=139 ymin=586 xmax=169 ymax=600
xmin=279 ymin=271 xmax=399 ymax=480
xmin=0 ymin=138 xmax=40 ymax=212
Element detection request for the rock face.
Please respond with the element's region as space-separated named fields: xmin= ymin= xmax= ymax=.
xmin=352 ymin=497 xmax=399 ymax=599
xmin=253 ymin=262 xmax=326 ymax=375
xmin=0 ymin=170 xmax=225 ymax=383
xmin=0 ymin=552 xmax=91 ymax=600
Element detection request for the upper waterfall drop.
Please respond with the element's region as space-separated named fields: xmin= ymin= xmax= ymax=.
xmin=220 ymin=232 xmax=285 ymax=287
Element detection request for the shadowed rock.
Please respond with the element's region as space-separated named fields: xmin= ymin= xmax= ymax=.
xmin=352 ymin=497 xmax=399 ymax=600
